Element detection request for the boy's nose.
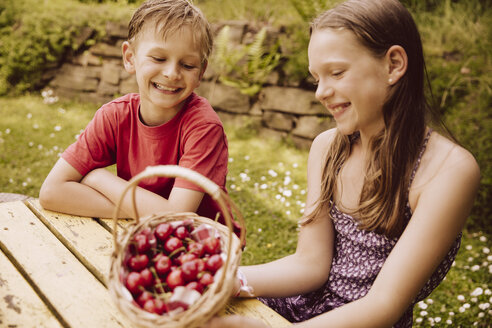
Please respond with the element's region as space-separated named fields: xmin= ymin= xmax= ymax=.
xmin=163 ymin=63 xmax=180 ymax=80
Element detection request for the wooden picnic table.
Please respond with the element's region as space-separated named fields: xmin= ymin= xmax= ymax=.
xmin=0 ymin=199 xmax=291 ymax=328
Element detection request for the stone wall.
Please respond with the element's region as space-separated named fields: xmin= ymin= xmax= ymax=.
xmin=46 ymin=21 xmax=334 ymax=149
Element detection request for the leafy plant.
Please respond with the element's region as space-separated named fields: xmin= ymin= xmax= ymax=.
xmin=279 ymin=0 xmax=339 ymax=84
xmin=212 ymin=25 xmax=281 ymax=96
xmin=0 ymin=0 xmax=131 ymax=95
xmin=288 ymin=0 xmax=332 ymax=21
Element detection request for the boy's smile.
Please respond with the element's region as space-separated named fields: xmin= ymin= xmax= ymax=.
xmin=123 ymin=25 xmax=204 ymax=126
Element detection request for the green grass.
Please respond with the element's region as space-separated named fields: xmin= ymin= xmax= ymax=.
xmin=0 ymin=94 xmax=490 ymax=326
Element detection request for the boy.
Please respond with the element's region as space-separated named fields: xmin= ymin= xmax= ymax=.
xmin=40 ymin=0 xmax=234 ymax=230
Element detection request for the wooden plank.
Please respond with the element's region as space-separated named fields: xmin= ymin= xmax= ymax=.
xmin=27 ymin=200 xmax=114 ymax=284
xmin=99 ymin=217 xmax=133 ymax=233
xmin=221 ymin=298 xmax=292 ymax=327
xmin=0 ymin=250 xmax=63 ymax=328
xmin=0 ymin=201 xmax=131 ymax=328
xmin=26 ymin=200 xmax=291 ymax=327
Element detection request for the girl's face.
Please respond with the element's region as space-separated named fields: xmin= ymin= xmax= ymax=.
xmin=308 ymin=28 xmax=390 ymax=137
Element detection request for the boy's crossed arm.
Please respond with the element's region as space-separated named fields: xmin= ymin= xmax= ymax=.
xmin=39 ymin=158 xmax=204 ymax=219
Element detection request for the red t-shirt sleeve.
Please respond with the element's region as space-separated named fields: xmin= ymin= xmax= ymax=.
xmin=173 ymin=122 xmax=228 ymax=192
xmin=62 ymin=108 xmax=116 ymax=176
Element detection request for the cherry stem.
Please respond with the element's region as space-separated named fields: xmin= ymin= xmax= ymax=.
xmin=169 ymin=246 xmax=186 ymax=258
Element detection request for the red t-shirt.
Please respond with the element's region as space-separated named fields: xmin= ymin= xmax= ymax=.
xmin=63 ymin=93 xmax=238 ymax=232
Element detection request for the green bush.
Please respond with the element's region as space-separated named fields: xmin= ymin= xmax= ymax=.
xmin=0 ymin=0 xmax=131 ymax=95
xmin=414 ymin=0 xmax=492 ymax=233
xmin=212 ymin=26 xmax=281 ymax=96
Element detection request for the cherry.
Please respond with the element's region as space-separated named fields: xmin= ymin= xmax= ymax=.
xmin=166 ymin=300 xmax=188 ymax=312
xmin=128 ymin=254 xmax=149 ymax=272
xmin=140 ymin=227 xmax=157 ymax=248
xmin=154 ymin=298 xmax=167 ymax=315
xmin=206 ymin=254 xmax=223 ymax=274
xmin=123 ymin=219 xmax=225 ymax=314
xmin=203 ymin=237 xmax=221 ymax=255
xmin=177 ymin=253 xmax=197 ymax=265
xmin=187 ymin=242 xmax=204 ymax=257
xmin=143 ymin=299 xmax=160 ymax=314
xmin=134 ymin=233 xmax=151 ymax=253
xmin=164 ymin=237 xmax=183 ymax=254
xmin=126 ymin=272 xmax=144 ymax=295
xmin=199 ymin=272 xmax=214 ymax=286
xmin=182 ymin=219 xmax=194 ymax=229
xmin=166 ymin=269 xmax=184 ymax=290
xmin=137 ymin=290 xmax=154 ymax=307
xmin=174 ymin=225 xmax=189 ymax=239
xmin=181 ymin=260 xmax=199 ymax=282
xmin=155 ymin=223 xmax=173 ymax=241
xmin=186 ymin=281 xmax=204 ymax=294
xmin=195 ymin=258 xmax=205 ymax=273
xmin=140 ymin=268 xmax=154 ymax=288
xmin=155 ymin=255 xmax=171 ymax=276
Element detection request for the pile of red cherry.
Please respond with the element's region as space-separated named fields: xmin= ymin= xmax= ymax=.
xmin=121 ymin=219 xmax=224 ymax=315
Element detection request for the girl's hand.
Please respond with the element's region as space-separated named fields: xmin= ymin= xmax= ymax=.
xmin=203 ymin=315 xmax=269 ymax=328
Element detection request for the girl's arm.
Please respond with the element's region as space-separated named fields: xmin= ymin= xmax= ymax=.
xmin=293 ymin=140 xmax=480 ymax=328
xmin=208 ymin=137 xmax=480 ymax=328
xmin=239 ymin=130 xmax=336 ymax=298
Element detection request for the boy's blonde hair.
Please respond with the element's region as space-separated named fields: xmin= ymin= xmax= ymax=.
xmin=128 ymin=0 xmax=213 ymax=63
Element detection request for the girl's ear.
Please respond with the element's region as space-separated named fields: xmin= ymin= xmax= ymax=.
xmin=122 ymin=41 xmax=136 ymax=74
xmin=386 ymin=45 xmax=408 ymax=85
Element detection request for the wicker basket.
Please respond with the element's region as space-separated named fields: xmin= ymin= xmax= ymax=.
xmin=108 ymin=165 xmax=245 ymax=328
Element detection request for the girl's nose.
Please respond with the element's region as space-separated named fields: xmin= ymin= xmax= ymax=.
xmin=315 ymin=82 xmax=335 ymax=102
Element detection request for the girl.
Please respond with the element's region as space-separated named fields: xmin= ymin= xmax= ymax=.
xmin=206 ymin=0 xmax=480 ymax=327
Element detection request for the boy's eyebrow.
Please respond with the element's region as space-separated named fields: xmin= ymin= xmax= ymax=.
xmin=147 ymin=47 xmax=201 ymax=60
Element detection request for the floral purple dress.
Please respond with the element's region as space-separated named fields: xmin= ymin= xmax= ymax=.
xmin=259 ymin=130 xmax=461 ymax=327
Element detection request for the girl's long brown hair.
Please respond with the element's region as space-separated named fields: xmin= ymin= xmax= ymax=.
xmin=303 ymin=0 xmax=435 ymax=238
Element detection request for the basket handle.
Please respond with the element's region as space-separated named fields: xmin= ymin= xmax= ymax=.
xmin=111 ymin=165 xmax=245 ymax=252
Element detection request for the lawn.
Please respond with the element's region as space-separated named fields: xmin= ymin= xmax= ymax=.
xmin=0 ymin=94 xmax=490 ymax=326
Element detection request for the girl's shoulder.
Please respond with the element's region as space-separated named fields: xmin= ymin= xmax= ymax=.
xmin=311 ymin=128 xmax=338 ymax=151
xmin=422 ymin=131 xmax=479 ymax=176
xmin=410 ymin=130 xmax=480 ymax=205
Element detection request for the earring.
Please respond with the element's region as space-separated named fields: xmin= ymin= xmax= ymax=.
xmin=388 ymin=78 xmax=393 ymax=84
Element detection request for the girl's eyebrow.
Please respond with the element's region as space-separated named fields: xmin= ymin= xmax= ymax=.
xmin=317 ymin=60 xmax=349 ymax=67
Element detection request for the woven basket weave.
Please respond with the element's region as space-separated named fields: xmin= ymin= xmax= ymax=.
xmin=107 ymin=165 xmax=245 ymax=328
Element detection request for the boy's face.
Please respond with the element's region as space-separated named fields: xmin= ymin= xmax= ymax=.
xmin=123 ymin=24 xmax=205 ymax=126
